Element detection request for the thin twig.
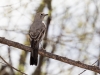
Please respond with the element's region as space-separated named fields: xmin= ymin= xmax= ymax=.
xmin=78 ymin=59 xmax=99 ymax=75
xmin=0 ymin=56 xmax=27 ymax=75
xmin=8 ymin=46 xmax=15 ymax=75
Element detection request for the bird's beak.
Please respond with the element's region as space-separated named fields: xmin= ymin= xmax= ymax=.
xmin=44 ymin=14 xmax=48 ymax=16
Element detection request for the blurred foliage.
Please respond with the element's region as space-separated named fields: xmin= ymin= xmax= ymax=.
xmin=0 ymin=0 xmax=100 ymax=75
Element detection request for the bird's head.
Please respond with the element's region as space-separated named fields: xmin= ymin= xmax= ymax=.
xmin=35 ymin=12 xmax=48 ymax=21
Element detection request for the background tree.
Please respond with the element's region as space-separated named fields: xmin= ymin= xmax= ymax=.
xmin=0 ymin=0 xmax=100 ymax=75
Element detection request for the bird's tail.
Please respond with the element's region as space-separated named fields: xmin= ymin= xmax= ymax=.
xmin=30 ymin=40 xmax=39 ymax=65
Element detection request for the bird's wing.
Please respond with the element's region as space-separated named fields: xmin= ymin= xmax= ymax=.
xmin=29 ymin=24 xmax=46 ymax=42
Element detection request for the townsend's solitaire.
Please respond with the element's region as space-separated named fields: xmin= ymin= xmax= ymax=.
xmin=29 ymin=12 xmax=48 ymax=65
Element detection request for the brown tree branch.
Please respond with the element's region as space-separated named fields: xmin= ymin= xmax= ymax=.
xmin=0 ymin=37 xmax=100 ymax=74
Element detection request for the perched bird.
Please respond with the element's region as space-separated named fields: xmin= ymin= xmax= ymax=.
xmin=29 ymin=12 xmax=48 ymax=65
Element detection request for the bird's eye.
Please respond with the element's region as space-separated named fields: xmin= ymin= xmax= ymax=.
xmin=41 ymin=14 xmax=43 ymax=15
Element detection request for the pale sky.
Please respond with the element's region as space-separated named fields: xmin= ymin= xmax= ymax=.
xmin=0 ymin=0 xmax=100 ymax=75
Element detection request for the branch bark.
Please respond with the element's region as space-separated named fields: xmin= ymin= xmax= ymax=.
xmin=0 ymin=37 xmax=100 ymax=74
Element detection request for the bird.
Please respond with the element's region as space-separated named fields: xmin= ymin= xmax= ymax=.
xmin=29 ymin=12 xmax=48 ymax=65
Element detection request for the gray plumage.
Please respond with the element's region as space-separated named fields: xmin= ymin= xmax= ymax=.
xmin=29 ymin=12 xmax=48 ymax=65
